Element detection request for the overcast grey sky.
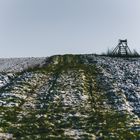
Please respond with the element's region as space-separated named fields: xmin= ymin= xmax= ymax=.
xmin=0 ymin=0 xmax=140 ymax=57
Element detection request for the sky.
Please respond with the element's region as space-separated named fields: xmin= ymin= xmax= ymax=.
xmin=0 ymin=0 xmax=140 ymax=57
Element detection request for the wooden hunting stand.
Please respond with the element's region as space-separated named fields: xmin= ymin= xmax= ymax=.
xmin=112 ymin=39 xmax=132 ymax=56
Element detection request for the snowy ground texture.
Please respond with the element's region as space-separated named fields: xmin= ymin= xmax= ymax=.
xmin=0 ymin=55 xmax=140 ymax=140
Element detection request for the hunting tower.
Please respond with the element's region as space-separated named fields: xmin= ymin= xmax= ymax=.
xmin=112 ymin=39 xmax=132 ymax=56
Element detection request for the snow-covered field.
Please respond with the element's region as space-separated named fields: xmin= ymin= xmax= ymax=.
xmin=0 ymin=55 xmax=140 ymax=139
xmin=0 ymin=57 xmax=46 ymax=72
xmin=95 ymin=56 xmax=140 ymax=116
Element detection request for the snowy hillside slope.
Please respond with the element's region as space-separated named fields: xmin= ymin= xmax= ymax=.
xmin=0 ymin=57 xmax=46 ymax=72
xmin=0 ymin=55 xmax=140 ymax=139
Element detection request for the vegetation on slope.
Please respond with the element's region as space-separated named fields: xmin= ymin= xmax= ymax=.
xmin=0 ymin=55 xmax=139 ymax=139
